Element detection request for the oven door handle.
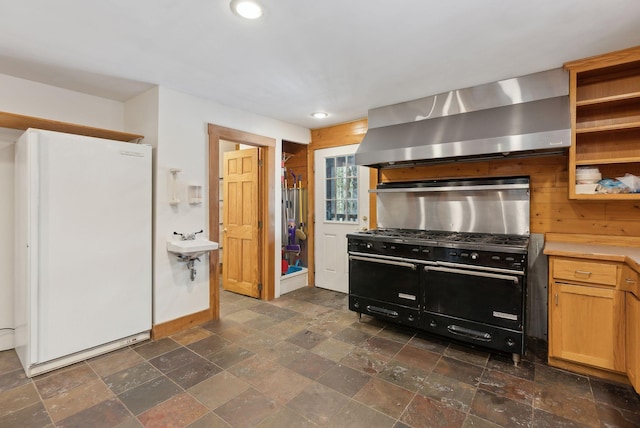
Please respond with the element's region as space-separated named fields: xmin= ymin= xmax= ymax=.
xmin=349 ymin=255 xmax=417 ymax=270
xmin=424 ymin=265 xmax=519 ymax=284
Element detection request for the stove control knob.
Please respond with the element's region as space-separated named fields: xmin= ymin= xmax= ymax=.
xmin=366 ymin=243 xmax=373 ymax=249
xmin=470 ymin=252 xmax=479 ymax=260
xmin=506 ymin=337 xmax=516 ymax=347
xmin=429 ymin=320 xmax=437 ymax=328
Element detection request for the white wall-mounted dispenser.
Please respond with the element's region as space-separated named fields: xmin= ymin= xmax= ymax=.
xmin=189 ymin=184 xmax=203 ymax=204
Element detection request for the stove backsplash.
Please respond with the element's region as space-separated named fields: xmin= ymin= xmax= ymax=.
xmin=375 ymin=176 xmax=530 ymax=236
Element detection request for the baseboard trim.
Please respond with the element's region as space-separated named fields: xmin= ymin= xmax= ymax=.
xmin=152 ymin=309 xmax=212 ymax=339
xmin=548 ymin=356 xmax=630 ymax=385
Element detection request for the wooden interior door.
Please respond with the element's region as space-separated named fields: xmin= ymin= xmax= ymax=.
xmin=223 ymin=147 xmax=261 ymax=298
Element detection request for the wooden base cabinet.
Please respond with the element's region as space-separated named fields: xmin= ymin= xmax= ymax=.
xmin=548 ymin=256 xmax=627 ymax=376
xmin=549 ymin=279 xmax=625 ymax=372
xmin=627 ymin=293 xmax=640 ymax=393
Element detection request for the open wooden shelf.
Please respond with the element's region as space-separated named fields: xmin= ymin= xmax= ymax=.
xmin=565 ymin=46 xmax=640 ymax=200
xmin=576 ymin=91 xmax=640 ymax=107
xmin=576 ymin=121 xmax=640 ymax=134
xmin=0 ymin=111 xmax=144 ymax=142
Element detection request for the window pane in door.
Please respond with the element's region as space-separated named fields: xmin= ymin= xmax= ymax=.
xmin=324 ymin=155 xmax=359 ymax=223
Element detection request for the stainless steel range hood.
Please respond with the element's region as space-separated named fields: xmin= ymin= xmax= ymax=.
xmin=356 ymin=69 xmax=570 ymax=168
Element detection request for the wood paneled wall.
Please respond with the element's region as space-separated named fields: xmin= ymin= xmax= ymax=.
xmin=310 ymin=120 xmax=640 ymax=238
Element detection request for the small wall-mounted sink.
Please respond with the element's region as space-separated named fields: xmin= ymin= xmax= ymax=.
xmin=167 ymin=238 xmax=219 ymax=259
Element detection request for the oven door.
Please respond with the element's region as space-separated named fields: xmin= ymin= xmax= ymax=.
xmin=348 ymin=252 xmax=421 ymax=326
xmin=422 ymin=263 xmax=524 ymax=330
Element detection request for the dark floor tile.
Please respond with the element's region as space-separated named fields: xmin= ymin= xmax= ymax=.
xmin=421 ymin=372 xmax=477 ymax=412
xmin=349 ymin=316 xmax=385 ymax=335
xmin=534 ymin=364 xmax=592 ymax=400
xmin=378 ymin=360 xmax=428 ymax=392
xmin=250 ymin=303 xmax=298 ymax=321
xmin=214 ymin=387 xmax=278 ymax=428
xmin=327 ymin=399 xmax=396 ymax=427
xmin=0 ymin=351 xmax=23 ymax=376
xmin=0 ymin=369 xmax=32 ymax=395
xmin=260 ymin=341 xmax=307 ymax=366
xmin=188 ymin=371 xmax=249 ymax=410
xmin=340 ymin=347 xmax=390 ymax=375
xmin=236 ymin=332 xmax=281 ymax=354
xmin=166 ymin=356 xmax=222 ymax=389
xmin=256 ymin=406 xmax=318 ymax=428
xmin=462 ymin=414 xmax=502 ymax=427
xmin=41 ymin=378 xmax=113 ymax=423
xmin=0 ymin=382 xmax=40 ymax=417
xmin=478 ymin=368 xmax=534 ymax=405
xmin=148 ymin=346 xmax=200 ymax=374
xmin=408 ymin=332 xmax=450 ymax=354
xmin=590 ymin=377 xmax=640 ymax=415
xmin=226 ymin=354 xmax=281 ymax=388
xmin=594 ymin=401 xmax=640 ymax=428
xmin=394 ymin=344 xmax=441 ymax=373
xmin=401 ymin=394 xmax=467 ymax=428
xmin=534 ymin=382 xmax=599 ymax=427
xmin=34 ymin=363 xmax=97 ymax=399
xmin=187 ymin=334 xmax=231 ymax=357
xmin=444 ymin=343 xmax=490 ymax=367
xmin=533 ymin=408 xmax=593 ymax=428
xmin=206 ymin=344 xmax=254 ymax=369
xmin=286 ymin=382 xmax=349 ymax=426
xmin=243 ymin=314 xmax=282 ymax=331
xmin=138 ymin=392 xmax=208 ymax=427
xmin=361 ymin=336 xmax=404 ymax=358
xmin=286 ymin=352 xmax=336 ymax=380
xmin=433 ymin=356 xmax=484 ymax=386
xmin=102 ymin=362 xmax=162 ymax=395
xmin=317 ymin=364 xmax=371 ymax=397
xmin=332 ymin=326 xmax=373 ymax=346
xmin=376 ymin=325 xmax=416 ymax=344
xmin=470 ymin=389 xmax=533 ymax=427
xmin=486 ymin=352 xmax=536 ymax=381
xmin=56 ymin=397 xmax=130 ymax=428
xmin=117 ymin=376 xmax=182 ymax=415
xmin=132 ymin=337 xmax=180 ymax=360
xmin=88 ymin=348 xmax=145 ymax=378
xmin=0 ymin=401 xmax=52 ymax=428
xmin=187 ymin=411 xmax=232 ymax=428
xmin=353 ymin=377 xmax=415 ymax=419
xmin=286 ymin=329 xmax=328 ymax=350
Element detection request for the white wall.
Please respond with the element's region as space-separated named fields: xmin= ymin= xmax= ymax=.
xmin=151 ymin=87 xmax=309 ymax=324
xmin=0 ymin=74 xmax=127 ymax=351
xmin=0 ymin=73 xmax=311 ymax=343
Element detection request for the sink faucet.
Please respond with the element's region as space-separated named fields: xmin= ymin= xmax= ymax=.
xmin=173 ymin=230 xmax=203 ymax=241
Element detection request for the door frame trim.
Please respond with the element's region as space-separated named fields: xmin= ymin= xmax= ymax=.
xmin=208 ymin=124 xmax=275 ymax=319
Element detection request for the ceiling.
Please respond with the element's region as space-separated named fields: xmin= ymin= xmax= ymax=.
xmin=1 ymin=0 xmax=640 ymax=129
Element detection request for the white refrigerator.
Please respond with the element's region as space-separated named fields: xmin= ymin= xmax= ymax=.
xmin=14 ymin=129 xmax=152 ymax=377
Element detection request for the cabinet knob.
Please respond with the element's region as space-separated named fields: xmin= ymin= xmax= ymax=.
xmin=574 ymin=270 xmax=592 ymax=277
xmin=625 ymin=278 xmax=637 ymax=284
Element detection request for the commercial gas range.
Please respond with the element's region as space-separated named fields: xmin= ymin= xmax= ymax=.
xmin=347 ymin=177 xmax=530 ymax=364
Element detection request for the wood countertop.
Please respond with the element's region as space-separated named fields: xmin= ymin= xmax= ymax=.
xmin=543 ymin=233 xmax=640 ymax=272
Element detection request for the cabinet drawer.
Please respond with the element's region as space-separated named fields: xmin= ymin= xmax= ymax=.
xmin=553 ymin=259 xmax=617 ymax=286
xmin=621 ymin=265 xmax=640 ymax=296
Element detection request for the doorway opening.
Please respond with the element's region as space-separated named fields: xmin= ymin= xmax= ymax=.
xmin=207 ymin=124 xmax=275 ymax=320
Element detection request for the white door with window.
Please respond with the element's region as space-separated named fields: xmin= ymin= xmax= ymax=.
xmin=314 ymin=145 xmax=370 ymax=293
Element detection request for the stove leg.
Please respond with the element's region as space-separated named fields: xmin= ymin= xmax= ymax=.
xmin=512 ymin=353 xmax=521 ymax=367
xmin=358 ymin=312 xmax=362 ymax=322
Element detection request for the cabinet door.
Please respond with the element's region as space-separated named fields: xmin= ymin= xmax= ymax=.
xmin=549 ymin=282 xmax=625 ymax=372
xmin=627 ymin=293 xmax=640 ymax=393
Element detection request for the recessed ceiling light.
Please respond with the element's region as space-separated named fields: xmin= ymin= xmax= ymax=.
xmin=230 ymin=0 xmax=263 ymax=19
xmin=311 ymin=112 xmax=329 ymax=119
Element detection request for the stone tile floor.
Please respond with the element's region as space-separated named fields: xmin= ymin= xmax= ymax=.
xmin=1 ymin=286 xmax=639 ymax=427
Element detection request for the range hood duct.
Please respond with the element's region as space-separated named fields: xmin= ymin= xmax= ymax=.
xmin=356 ymin=68 xmax=570 ymax=168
